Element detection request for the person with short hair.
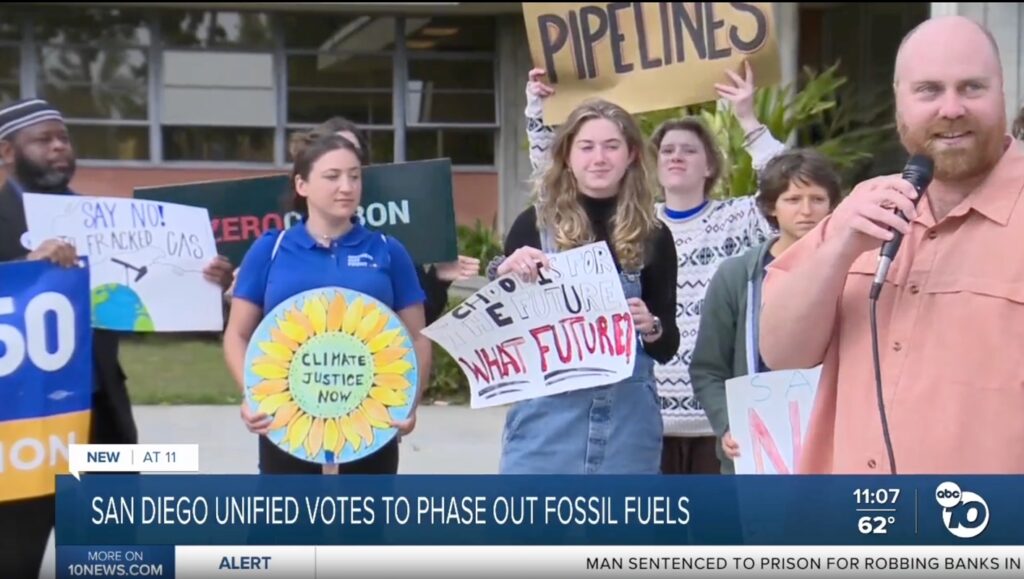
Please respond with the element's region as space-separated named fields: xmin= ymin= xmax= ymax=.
xmin=690 ymin=149 xmax=841 ymax=473
xmin=0 ymin=98 xmax=233 ymax=577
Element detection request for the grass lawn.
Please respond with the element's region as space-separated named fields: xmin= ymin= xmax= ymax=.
xmin=120 ymin=336 xmax=241 ymax=405
xmin=119 ymin=335 xmax=469 ymax=406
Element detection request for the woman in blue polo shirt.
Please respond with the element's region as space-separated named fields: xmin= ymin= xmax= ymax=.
xmin=223 ymin=132 xmax=430 ymax=475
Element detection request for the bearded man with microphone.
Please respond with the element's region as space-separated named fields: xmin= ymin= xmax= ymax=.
xmin=759 ymin=15 xmax=1024 ymax=475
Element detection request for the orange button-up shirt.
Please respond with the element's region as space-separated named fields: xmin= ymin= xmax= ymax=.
xmin=763 ymin=138 xmax=1024 ymax=474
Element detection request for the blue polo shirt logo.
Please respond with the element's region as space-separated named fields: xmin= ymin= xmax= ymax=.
xmin=347 ymin=253 xmax=376 ymax=268
xmin=231 ymin=222 xmax=427 ymax=318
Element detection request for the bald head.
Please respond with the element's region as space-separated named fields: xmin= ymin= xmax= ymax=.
xmin=894 ymin=16 xmax=1002 ymax=86
xmin=892 ymin=16 xmax=1008 ymax=183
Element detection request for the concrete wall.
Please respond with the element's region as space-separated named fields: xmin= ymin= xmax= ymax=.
xmin=932 ymin=2 xmax=1024 ymax=128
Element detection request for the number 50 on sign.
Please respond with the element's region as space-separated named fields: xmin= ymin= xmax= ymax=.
xmin=0 ymin=259 xmax=93 ymax=501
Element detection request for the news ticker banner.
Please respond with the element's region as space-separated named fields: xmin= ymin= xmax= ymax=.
xmin=57 ymin=475 xmax=1007 ymax=547
xmin=56 ymin=545 xmax=1024 ymax=578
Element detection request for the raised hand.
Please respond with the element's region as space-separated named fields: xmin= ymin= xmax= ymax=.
xmin=714 ymin=61 xmax=760 ymax=134
xmin=527 ymin=68 xmax=555 ymax=99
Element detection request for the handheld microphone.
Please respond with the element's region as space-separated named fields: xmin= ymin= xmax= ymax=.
xmin=867 ymin=153 xmax=934 ymax=475
xmin=869 ymin=154 xmax=935 ymax=301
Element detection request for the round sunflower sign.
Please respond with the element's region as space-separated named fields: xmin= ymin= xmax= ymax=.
xmin=243 ymin=287 xmax=418 ymax=464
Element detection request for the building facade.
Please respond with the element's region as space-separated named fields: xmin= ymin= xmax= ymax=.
xmin=1 ymin=3 xmax=1019 ymax=239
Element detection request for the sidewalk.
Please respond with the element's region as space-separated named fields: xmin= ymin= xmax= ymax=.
xmin=39 ymin=403 xmax=507 ymax=578
xmin=135 ymin=403 xmax=507 ymax=474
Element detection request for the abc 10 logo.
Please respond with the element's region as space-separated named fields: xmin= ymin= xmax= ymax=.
xmin=935 ymin=482 xmax=989 ymax=539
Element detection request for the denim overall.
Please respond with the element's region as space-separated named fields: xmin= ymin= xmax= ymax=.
xmin=498 ymin=227 xmax=664 ymax=474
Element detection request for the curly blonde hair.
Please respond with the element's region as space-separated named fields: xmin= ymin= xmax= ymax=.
xmin=534 ymin=98 xmax=659 ymax=270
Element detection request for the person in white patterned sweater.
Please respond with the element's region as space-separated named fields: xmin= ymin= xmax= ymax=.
xmin=524 ymin=63 xmax=786 ymax=474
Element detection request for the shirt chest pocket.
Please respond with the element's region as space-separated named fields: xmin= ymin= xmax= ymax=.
xmin=920 ymin=276 xmax=1024 ymax=390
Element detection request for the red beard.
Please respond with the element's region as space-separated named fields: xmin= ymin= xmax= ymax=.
xmin=898 ymin=116 xmax=1004 ymax=181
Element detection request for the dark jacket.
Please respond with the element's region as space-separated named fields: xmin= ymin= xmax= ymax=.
xmin=418 ymin=265 xmax=452 ymax=326
xmin=690 ymin=238 xmax=776 ymax=474
xmin=0 ymin=181 xmax=138 ymax=446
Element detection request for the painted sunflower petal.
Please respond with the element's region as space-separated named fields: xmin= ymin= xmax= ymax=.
xmin=323 ymin=418 xmax=339 ymax=454
xmin=305 ymin=417 xmax=325 ymax=457
xmin=370 ymin=312 xmax=389 ymax=338
xmin=326 ymin=293 xmax=347 ymax=332
xmin=377 ymin=360 xmax=414 ymax=376
xmin=342 ymin=297 xmax=365 ymax=335
xmin=352 ymin=410 xmax=374 ymax=447
xmin=288 ymin=309 xmax=316 ymax=339
xmin=257 ymin=392 xmax=292 ymax=414
xmin=287 ymin=413 xmax=313 ymax=451
xmin=252 ymin=379 xmax=289 ymax=397
xmin=374 ymin=373 xmax=411 ymax=391
xmin=304 ymin=296 xmax=328 ymax=336
xmin=372 ymin=347 xmax=409 ymax=367
xmin=278 ymin=320 xmax=308 ymax=344
xmin=270 ymin=327 xmax=300 ymax=351
xmin=252 ymin=355 xmax=288 ymax=370
xmin=370 ymin=386 xmax=407 ymax=407
xmin=331 ymin=418 xmax=346 ymax=455
xmin=339 ymin=415 xmax=361 ymax=452
xmin=269 ymin=402 xmax=300 ymax=430
xmin=258 ymin=341 xmax=294 ymax=362
xmin=355 ymin=308 xmax=381 ymax=342
xmin=367 ymin=329 xmax=401 ymax=353
xmin=252 ymin=363 xmax=288 ymax=380
xmin=361 ymin=398 xmax=392 ymax=428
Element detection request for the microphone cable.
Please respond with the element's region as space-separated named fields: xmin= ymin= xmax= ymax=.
xmin=869 ymin=295 xmax=897 ymax=475
xmin=866 ymin=154 xmax=933 ymax=476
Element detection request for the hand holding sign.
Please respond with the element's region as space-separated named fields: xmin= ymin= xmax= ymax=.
xmin=527 ymin=68 xmax=556 ymax=99
xmin=27 ymin=238 xmax=79 ymax=268
xmin=497 ymin=246 xmax=551 ymax=283
xmin=243 ymin=287 xmax=419 ymax=465
xmin=424 ymin=242 xmax=635 ymax=409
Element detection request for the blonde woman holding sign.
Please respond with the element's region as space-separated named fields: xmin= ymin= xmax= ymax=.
xmin=523 ymin=63 xmax=787 ymax=475
xmin=490 ymin=98 xmax=680 ymax=474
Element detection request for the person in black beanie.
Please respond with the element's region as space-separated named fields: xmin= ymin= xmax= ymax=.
xmin=0 ymin=98 xmax=235 ymax=577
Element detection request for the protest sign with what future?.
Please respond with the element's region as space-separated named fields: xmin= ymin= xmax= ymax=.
xmin=423 ymin=242 xmax=636 ymax=409
xmin=523 ymin=2 xmax=780 ymax=123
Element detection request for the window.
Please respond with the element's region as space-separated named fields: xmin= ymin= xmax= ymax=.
xmin=407 ymin=128 xmax=494 ymax=165
xmin=34 ymin=8 xmax=150 ymax=160
xmin=9 ymin=11 xmax=501 ymax=167
xmin=286 ymin=128 xmax=394 ymax=165
xmin=0 ymin=8 xmax=21 ymax=106
xmin=160 ymin=10 xmax=276 ymax=162
xmin=404 ymin=17 xmax=497 ymax=166
xmin=283 ymin=15 xmax=397 ymax=162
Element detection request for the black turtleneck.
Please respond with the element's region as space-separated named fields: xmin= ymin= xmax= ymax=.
xmin=502 ymin=197 xmax=679 ymax=364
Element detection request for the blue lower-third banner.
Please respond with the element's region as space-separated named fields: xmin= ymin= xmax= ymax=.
xmin=55 ymin=475 xmax=1012 ymax=546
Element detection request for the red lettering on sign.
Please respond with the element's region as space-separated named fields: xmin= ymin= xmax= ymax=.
xmin=221 ymin=217 xmax=241 ymax=242
xmin=239 ymin=216 xmax=261 ymax=242
xmin=458 ymin=337 xmax=529 ymax=385
xmin=211 ymin=218 xmax=222 ymax=243
xmin=529 ymin=325 xmax=555 ymax=373
xmin=262 ymin=213 xmax=283 ymax=231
